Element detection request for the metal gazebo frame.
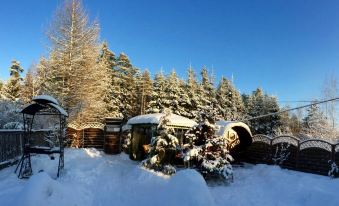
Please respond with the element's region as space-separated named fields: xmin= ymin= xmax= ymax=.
xmin=15 ymin=95 xmax=68 ymax=178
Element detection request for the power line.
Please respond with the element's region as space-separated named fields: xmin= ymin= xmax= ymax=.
xmin=241 ymin=97 xmax=339 ymax=122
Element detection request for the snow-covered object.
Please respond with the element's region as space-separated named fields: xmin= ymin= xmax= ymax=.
xmin=127 ymin=113 xmax=197 ymax=128
xmin=33 ymin=95 xmax=59 ymax=105
xmin=48 ymin=103 xmax=68 ymax=117
xmin=215 ymin=120 xmax=252 ymax=137
xmin=184 ymin=114 xmax=234 ymax=182
xmin=142 ymin=111 xmax=180 ymax=175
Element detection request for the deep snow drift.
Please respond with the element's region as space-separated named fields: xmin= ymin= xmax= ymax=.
xmin=0 ymin=148 xmax=338 ymax=206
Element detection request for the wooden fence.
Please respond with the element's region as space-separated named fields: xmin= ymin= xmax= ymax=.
xmin=244 ymin=134 xmax=339 ymax=177
xmin=0 ymin=130 xmax=49 ymax=169
xmin=67 ymin=125 xmax=121 ymax=154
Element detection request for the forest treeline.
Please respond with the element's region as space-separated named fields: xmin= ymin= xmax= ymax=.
xmin=0 ymin=0 xmax=337 ymax=140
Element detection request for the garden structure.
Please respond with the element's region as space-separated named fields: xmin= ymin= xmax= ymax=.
xmin=215 ymin=120 xmax=253 ymax=160
xmin=15 ymin=95 xmax=68 ymax=178
xmin=127 ymin=113 xmax=197 ymax=160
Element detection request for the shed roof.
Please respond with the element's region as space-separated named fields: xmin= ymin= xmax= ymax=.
xmin=127 ymin=113 xmax=197 ymax=128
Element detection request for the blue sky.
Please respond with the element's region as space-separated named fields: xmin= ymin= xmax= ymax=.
xmin=0 ymin=0 xmax=338 ymax=105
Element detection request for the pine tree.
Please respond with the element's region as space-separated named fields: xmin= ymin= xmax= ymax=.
xmin=21 ymin=69 xmax=35 ymax=103
xmin=0 ymin=80 xmax=3 ymax=99
xmin=302 ymin=103 xmax=332 ymax=139
xmin=2 ymin=60 xmax=24 ymax=101
xmin=216 ymin=77 xmax=245 ymax=121
xmin=98 ymin=42 xmax=120 ymax=117
xmin=137 ymin=69 xmax=153 ymax=115
xmin=182 ymin=66 xmax=200 ymax=120
xmin=142 ymin=110 xmax=179 ymax=175
xmin=199 ymin=67 xmax=218 ymax=122
xmin=163 ymin=70 xmax=183 ymax=114
xmin=115 ymin=52 xmax=139 ymax=117
xmin=146 ymin=71 xmax=167 ymax=114
xmin=45 ymin=0 xmax=104 ymax=123
xmin=34 ymin=57 xmax=50 ymax=95
xmin=184 ymin=112 xmax=233 ymax=182
xmin=246 ymin=88 xmax=283 ymax=135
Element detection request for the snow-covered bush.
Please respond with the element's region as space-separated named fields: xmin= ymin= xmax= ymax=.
xmin=328 ymin=160 xmax=339 ymax=178
xmin=183 ymin=112 xmax=234 ymax=183
xmin=0 ymin=100 xmax=23 ymax=129
xmin=122 ymin=132 xmax=131 ymax=154
xmin=142 ymin=110 xmax=180 ymax=175
xmin=272 ymin=143 xmax=290 ymax=165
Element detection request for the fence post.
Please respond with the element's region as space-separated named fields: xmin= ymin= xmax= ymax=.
xmin=331 ymin=144 xmax=336 ymax=163
xmin=268 ymin=137 xmax=273 ymax=165
xmin=296 ymin=140 xmax=300 ymax=170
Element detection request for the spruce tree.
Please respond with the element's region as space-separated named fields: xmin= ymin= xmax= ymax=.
xmin=115 ymin=52 xmax=139 ymax=117
xmin=182 ymin=66 xmax=200 ymax=120
xmin=216 ymin=77 xmax=245 ymax=121
xmin=98 ymin=42 xmax=120 ymax=117
xmin=302 ymin=103 xmax=332 ymax=139
xmin=137 ymin=69 xmax=153 ymax=115
xmin=21 ymin=69 xmax=35 ymax=103
xmin=246 ymin=88 xmax=283 ymax=135
xmin=164 ymin=70 xmax=182 ymax=114
xmin=2 ymin=60 xmax=24 ymax=101
xmin=199 ymin=67 xmax=218 ymax=122
xmin=146 ymin=71 xmax=167 ymax=113
xmin=34 ymin=57 xmax=50 ymax=95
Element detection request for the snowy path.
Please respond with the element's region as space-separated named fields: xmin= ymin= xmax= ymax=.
xmin=0 ymin=148 xmax=338 ymax=206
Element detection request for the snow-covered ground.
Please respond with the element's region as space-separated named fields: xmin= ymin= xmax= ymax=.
xmin=0 ymin=148 xmax=338 ymax=206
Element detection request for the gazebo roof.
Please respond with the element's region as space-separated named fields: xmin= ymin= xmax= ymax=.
xmin=32 ymin=95 xmax=59 ymax=105
xmin=20 ymin=95 xmax=68 ymax=117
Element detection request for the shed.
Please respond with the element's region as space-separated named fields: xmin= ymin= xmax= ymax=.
xmin=215 ymin=120 xmax=253 ymax=160
xmin=127 ymin=113 xmax=197 ymax=160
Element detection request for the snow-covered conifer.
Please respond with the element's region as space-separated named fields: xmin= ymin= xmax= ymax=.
xmin=216 ymin=77 xmax=245 ymax=121
xmin=21 ymin=68 xmax=36 ymax=103
xmin=142 ymin=109 xmax=180 ymax=175
xmin=98 ymin=42 xmax=120 ymax=117
xmin=137 ymin=69 xmax=153 ymax=115
xmin=2 ymin=60 xmax=24 ymax=101
xmin=246 ymin=88 xmax=284 ymax=135
xmin=301 ymin=103 xmax=332 ymax=140
xmin=199 ymin=67 xmax=218 ymax=122
xmin=182 ymin=66 xmax=200 ymax=120
xmin=115 ymin=53 xmax=139 ymax=117
xmin=146 ymin=71 xmax=167 ymax=113
xmin=184 ymin=112 xmax=234 ymax=182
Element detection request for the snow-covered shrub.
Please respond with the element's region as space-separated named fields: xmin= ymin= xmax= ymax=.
xmin=0 ymin=100 xmax=23 ymax=129
xmin=122 ymin=132 xmax=131 ymax=154
xmin=3 ymin=122 xmax=24 ymax=129
xmin=183 ymin=112 xmax=234 ymax=183
xmin=328 ymin=160 xmax=339 ymax=178
xmin=272 ymin=143 xmax=291 ymax=165
xmin=142 ymin=110 xmax=180 ymax=175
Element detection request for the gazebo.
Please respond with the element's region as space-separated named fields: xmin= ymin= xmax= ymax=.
xmin=15 ymin=95 xmax=68 ymax=178
xmin=127 ymin=113 xmax=197 ymax=160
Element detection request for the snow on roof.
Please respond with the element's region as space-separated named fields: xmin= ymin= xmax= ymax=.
xmin=48 ymin=103 xmax=68 ymax=117
xmin=127 ymin=113 xmax=197 ymax=128
xmin=33 ymin=95 xmax=59 ymax=105
xmin=215 ymin=120 xmax=252 ymax=136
